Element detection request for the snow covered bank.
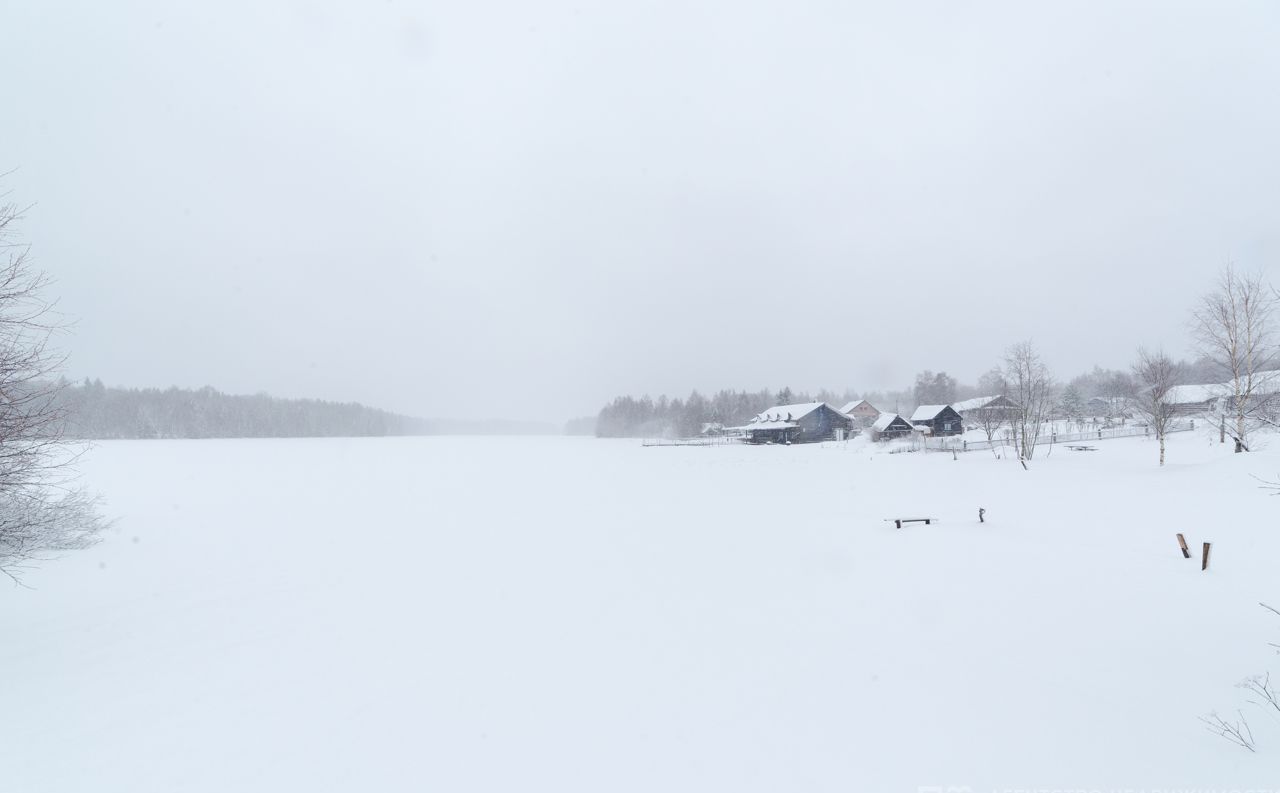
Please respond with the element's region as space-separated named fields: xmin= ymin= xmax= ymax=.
xmin=1 ymin=434 xmax=1276 ymax=791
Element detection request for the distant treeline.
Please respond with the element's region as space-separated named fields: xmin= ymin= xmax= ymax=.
xmin=56 ymin=380 xmax=555 ymax=439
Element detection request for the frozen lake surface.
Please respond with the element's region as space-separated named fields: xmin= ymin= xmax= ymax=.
xmin=2 ymin=434 xmax=1277 ymax=791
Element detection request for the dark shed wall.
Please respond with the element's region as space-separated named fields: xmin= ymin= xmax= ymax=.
xmin=929 ymin=406 xmax=964 ymax=435
xmin=797 ymin=405 xmax=854 ymax=442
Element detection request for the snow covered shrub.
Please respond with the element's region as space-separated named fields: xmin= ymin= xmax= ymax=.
xmin=0 ymin=197 xmax=105 ymax=583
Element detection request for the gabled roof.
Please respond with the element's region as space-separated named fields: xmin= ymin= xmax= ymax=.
xmin=872 ymin=412 xmax=908 ymax=431
xmin=951 ymin=395 xmax=1000 ymax=412
xmin=752 ymin=401 xmax=829 ymax=423
xmin=909 ymin=404 xmax=954 ymax=422
xmin=840 ymin=399 xmax=878 ymax=414
xmin=1162 ymin=384 xmax=1226 ymax=405
xmin=1163 ymin=375 xmax=1280 ymax=406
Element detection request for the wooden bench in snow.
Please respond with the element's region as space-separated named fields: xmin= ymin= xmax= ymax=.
xmin=1065 ymin=444 xmax=1098 ymax=451
xmin=888 ymin=517 xmax=936 ymax=529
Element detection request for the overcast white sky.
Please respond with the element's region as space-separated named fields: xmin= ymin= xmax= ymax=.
xmin=4 ymin=1 xmax=1279 ymax=421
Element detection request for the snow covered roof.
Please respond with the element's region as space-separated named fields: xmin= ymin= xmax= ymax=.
xmin=909 ymin=404 xmax=952 ymax=422
xmin=1163 ymin=384 xmax=1227 ymax=405
xmin=872 ymin=412 xmax=905 ymax=431
xmin=1245 ymin=371 xmax=1280 ymax=396
xmin=752 ymin=401 xmax=828 ymax=423
xmin=740 ymin=420 xmax=799 ymax=431
xmin=840 ymin=399 xmax=878 ymax=414
xmin=951 ymin=395 xmax=998 ymax=412
xmin=1163 ymin=375 xmax=1280 ymax=406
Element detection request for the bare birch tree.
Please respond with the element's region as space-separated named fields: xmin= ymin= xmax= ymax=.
xmin=968 ymin=399 xmax=1009 ymax=446
xmin=0 ymin=196 xmax=104 ymax=584
xmin=1131 ymin=347 xmax=1181 ymax=466
xmin=969 ymin=368 xmax=1012 ymax=448
xmin=1003 ymin=341 xmax=1054 ymax=461
xmin=1192 ymin=266 xmax=1278 ymax=452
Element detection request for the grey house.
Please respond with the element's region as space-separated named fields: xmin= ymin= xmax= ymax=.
xmin=736 ymin=402 xmax=853 ymax=444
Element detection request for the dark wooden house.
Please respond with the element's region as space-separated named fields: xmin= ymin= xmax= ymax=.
xmin=909 ymin=404 xmax=964 ymax=436
xmin=737 ymin=402 xmax=853 ymax=444
xmin=870 ymin=412 xmax=915 ymax=441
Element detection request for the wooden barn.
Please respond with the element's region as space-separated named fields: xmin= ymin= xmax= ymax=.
xmin=870 ymin=412 xmax=915 ymax=441
xmin=951 ymin=394 xmax=1018 ymax=415
xmin=951 ymin=395 xmax=1020 ymax=425
xmin=735 ymin=402 xmax=853 ymax=444
xmin=839 ymin=399 xmax=881 ymax=427
xmin=1164 ymin=378 xmax=1280 ymax=417
xmin=910 ymin=404 xmax=964 ymax=436
xmin=1157 ymin=385 xmax=1218 ymax=416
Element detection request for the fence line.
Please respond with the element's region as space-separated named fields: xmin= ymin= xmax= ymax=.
xmin=924 ymin=420 xmax=1196 ymax=452
xmin=641 ymin=435 xmax=744 ymax=447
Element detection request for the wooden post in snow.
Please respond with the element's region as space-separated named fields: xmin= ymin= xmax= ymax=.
xmin=1202 ymin=542 xmax=1212 ymax=571
xmin=1177 ymin=533 xmax=1190 ymax=558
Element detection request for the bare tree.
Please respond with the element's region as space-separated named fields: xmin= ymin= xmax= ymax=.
xmin=1003 ymin=341 xmax=1054 ymax=461
xmin=1241 ymin=671 xmax=1280 ymax=715
xmin=1200 ymin=710 xmax=1256 ymax=752
xmin=1131 ymin=348 xmax=1182 ymax=466
xmin=1192 ymin=266 xmax=1279 ymax=452
xmin=0 ymin=195 xmax=104 ymax=584
xmin=969 ymin=401 xmax=1009 ymax=447
xmin=968 ymin=369 xmax=1013 ymax=450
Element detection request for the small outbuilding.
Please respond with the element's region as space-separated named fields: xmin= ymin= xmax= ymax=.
xmin=910 ymin=404 xmax=964 ymax=436
xmin=870 ymin=412 xmax=915 ymax=441
xmin=1086 ymin=395 xmax=1133 ymax=418
xmin=735 ymin=401 xmax=853 ymax=444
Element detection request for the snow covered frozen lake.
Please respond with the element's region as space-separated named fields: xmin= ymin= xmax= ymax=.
xmin=3 ymin=433 xmax=1278 ymax=791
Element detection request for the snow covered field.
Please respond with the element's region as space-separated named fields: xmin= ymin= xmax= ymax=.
xmin=3 ymin=433 xmax=1279 ymax=791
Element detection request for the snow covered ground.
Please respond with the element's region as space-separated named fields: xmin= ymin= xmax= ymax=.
xmin=3 ymin=433 xmax=1279 ymax=791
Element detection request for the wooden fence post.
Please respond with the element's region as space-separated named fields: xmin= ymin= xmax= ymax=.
xmin=1177 ymin=533 xmax=1190 ymax=558
xmin=1202 ymin=542 xmax=1211 ymax=571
